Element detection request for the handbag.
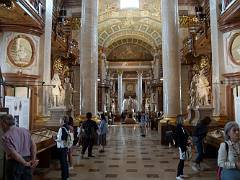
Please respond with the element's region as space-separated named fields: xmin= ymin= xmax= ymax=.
xmin=186 ymin=146 xmax=192 ymax=161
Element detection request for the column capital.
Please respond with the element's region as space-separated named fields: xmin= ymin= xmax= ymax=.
xmin=137 ymin=71 xmax=143 ymax=76
xmin=117 ymin=70 xmax=123 ymax=75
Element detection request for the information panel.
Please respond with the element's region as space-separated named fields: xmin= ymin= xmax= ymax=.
xmin=5 ymin=96 xmax=30 ymax=129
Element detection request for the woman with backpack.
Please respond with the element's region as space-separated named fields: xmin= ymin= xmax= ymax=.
xmin=218 ymin=121 xmax=240 ymax=180
xmin=55 ymin=116 xmax=70 ymax=180
xmin=68 ymin=116 xmax=74 ymax=170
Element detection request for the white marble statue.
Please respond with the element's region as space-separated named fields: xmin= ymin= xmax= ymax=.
xmin=189 ymin=73 xmax=199 ymax=107
xmin=196 ymin=69 xmax=210 ymax=106
xmin=59 ymin=85 xmax=65 ymax=106
xmin=111 ymin=99 xmax=116 ymax=114
xmin=145 ymin=98 xmax=150 ymax=112
xmin=63 ymin=77 xmax=74 ymax=110
xmin=122 ymin=96 xmax=137 ymax=113
xmin=49 ymin=73 xmax=63 ymax=107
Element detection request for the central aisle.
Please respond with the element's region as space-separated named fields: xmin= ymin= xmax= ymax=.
xmin=39 ymin=125 xmax=216 ymax=180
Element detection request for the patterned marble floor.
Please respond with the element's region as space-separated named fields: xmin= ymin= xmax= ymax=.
xmin=34 ymin=125 xmax=216 ymax=180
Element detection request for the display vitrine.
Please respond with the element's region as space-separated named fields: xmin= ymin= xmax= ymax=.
xmin=206 ymin=128 xmax=224 ymax=148
xmin=31 ymin=128 xmax=57 ymax=153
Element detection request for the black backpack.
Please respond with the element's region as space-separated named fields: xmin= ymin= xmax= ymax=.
xmin=84 ymin=122 xmax=95 ymax=139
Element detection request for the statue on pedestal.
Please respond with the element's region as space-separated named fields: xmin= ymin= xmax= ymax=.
xmin=196 ymin=69 xmax=210 ymax=106
xmin=122 ymin=96 xmax=137 ymax=114
xmin=49 ymin=73 xmax=63 ymax=107
xmin=190 ymin=73 xmax=199 ymax=107
xmin=111 ymin=99 xmax=116 ymax=114
xmin=63 ymin=77 xmax=74 ymax=111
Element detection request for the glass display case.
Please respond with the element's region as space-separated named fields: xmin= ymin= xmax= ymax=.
xmin=31 ymin=128 xmax=57 ymax=153
xmin=206 ymin=128 xmax=224 ymax=148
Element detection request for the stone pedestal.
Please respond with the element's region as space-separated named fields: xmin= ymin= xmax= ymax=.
xmin=190 ymin=106 xmax=213 ymax=125
xmin=47 ymin=107 xmax=67 ymax=127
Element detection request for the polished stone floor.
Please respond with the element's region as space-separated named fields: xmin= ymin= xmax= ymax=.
xmin=34 ymin=125 xmax=216 ymax=180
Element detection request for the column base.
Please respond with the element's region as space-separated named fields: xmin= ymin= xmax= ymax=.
xmin=158 ymin=116 xmax=176 ymax=145
xmin=46 ymin=107 xmax=67 ymax=127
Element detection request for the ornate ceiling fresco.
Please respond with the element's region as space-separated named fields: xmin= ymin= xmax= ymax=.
xmin=98 ymin=0 xmax=162 ymax=58
xmin=108 ymin=43 xmax=153 ymax=61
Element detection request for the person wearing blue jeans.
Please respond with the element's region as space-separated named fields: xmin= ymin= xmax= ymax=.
xmin=192 ymin=117 xmax=211 ymax=171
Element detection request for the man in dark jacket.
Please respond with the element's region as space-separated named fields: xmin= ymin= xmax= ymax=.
xmin=175 ymin=115 xmax=190 ymax=180
xmin=81 ymin=112 xmax=98 ymax=158
xmin=192 ymin=116 xmax=211 ymax=171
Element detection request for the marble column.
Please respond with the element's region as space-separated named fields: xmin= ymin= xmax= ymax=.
xmin=100 ymin=52 xmax=106 ymax=82
xmin=209 ymin=0 xmax=226 ymax=116
xmin=161 ymin=0 xmax=180 ymax=117
xmin=72 ymin=66 xmax=80 ymax=116
xmin=39 ymin=0 xmax=53 ymax=115
xmin=155 ymin=58 xmax=160 ymax=111
xmin=80 ymin=0 xmax=98 ymax=115
xmin=118 ymin=72 xmax=123 ymax=113
xmin=99 ymin=52 xmax=106 ymax=112
xmin=138 ymin=72 xmax=143 ymax=112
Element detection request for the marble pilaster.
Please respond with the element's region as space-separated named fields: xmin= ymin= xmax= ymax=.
xmin=118 ymin=72 xmax=123 ymax=113
xmin=209 ymin=0 xmax=226 ymax=116
xmin=161 ymin=0 xmax=180 ymax=117
xmin=80 ymin=0 xmax=98 ymax=115
xmin=73 ymin=66 xmax=80 ymax=116
xmin=137 ymin=72 xmax=143 ymax=112
xmin=39 ymin=0 xmax=53 ymax=116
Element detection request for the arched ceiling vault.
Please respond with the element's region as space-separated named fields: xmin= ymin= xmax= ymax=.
xmin=106 ymin=38 xmax=154 ymax=57
xmin=99 ymin=22 xmax=161 ymax=48
xmin=98 ymin=0 xmax=162 ymax=50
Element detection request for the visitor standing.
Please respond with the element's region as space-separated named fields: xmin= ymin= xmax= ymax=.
xmin=81 ymin=112 xmax=98 ymax=158
xmin=0 ymin=114 xmax=38 ymax=180
xmin=192 ymin=116 xmax=211 ymax=171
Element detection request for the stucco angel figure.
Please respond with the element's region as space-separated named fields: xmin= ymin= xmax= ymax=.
xmin=196 ymin=69 xmax=211 ymax=106
xmin=49 ymin=73 xmax=63 ymax=107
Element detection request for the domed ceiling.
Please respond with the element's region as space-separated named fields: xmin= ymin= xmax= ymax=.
xmin=98 ymin=0 xmax=162 ymax=62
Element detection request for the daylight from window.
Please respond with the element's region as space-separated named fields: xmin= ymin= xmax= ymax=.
xmin=120 ymin=0 xmax=139 ymax=9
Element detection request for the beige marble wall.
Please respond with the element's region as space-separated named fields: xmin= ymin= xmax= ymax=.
xmin=181 ymin=65 xmax=191 ymax=114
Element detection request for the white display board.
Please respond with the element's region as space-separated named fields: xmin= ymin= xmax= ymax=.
xmin=5 ymin=96 xmax=30 ymax=129
xmin=235 ymin=96 xmax=240 ymax=127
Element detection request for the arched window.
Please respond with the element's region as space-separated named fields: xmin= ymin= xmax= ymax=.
xmin=120 ymin=0 xmax=139 ymax=9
